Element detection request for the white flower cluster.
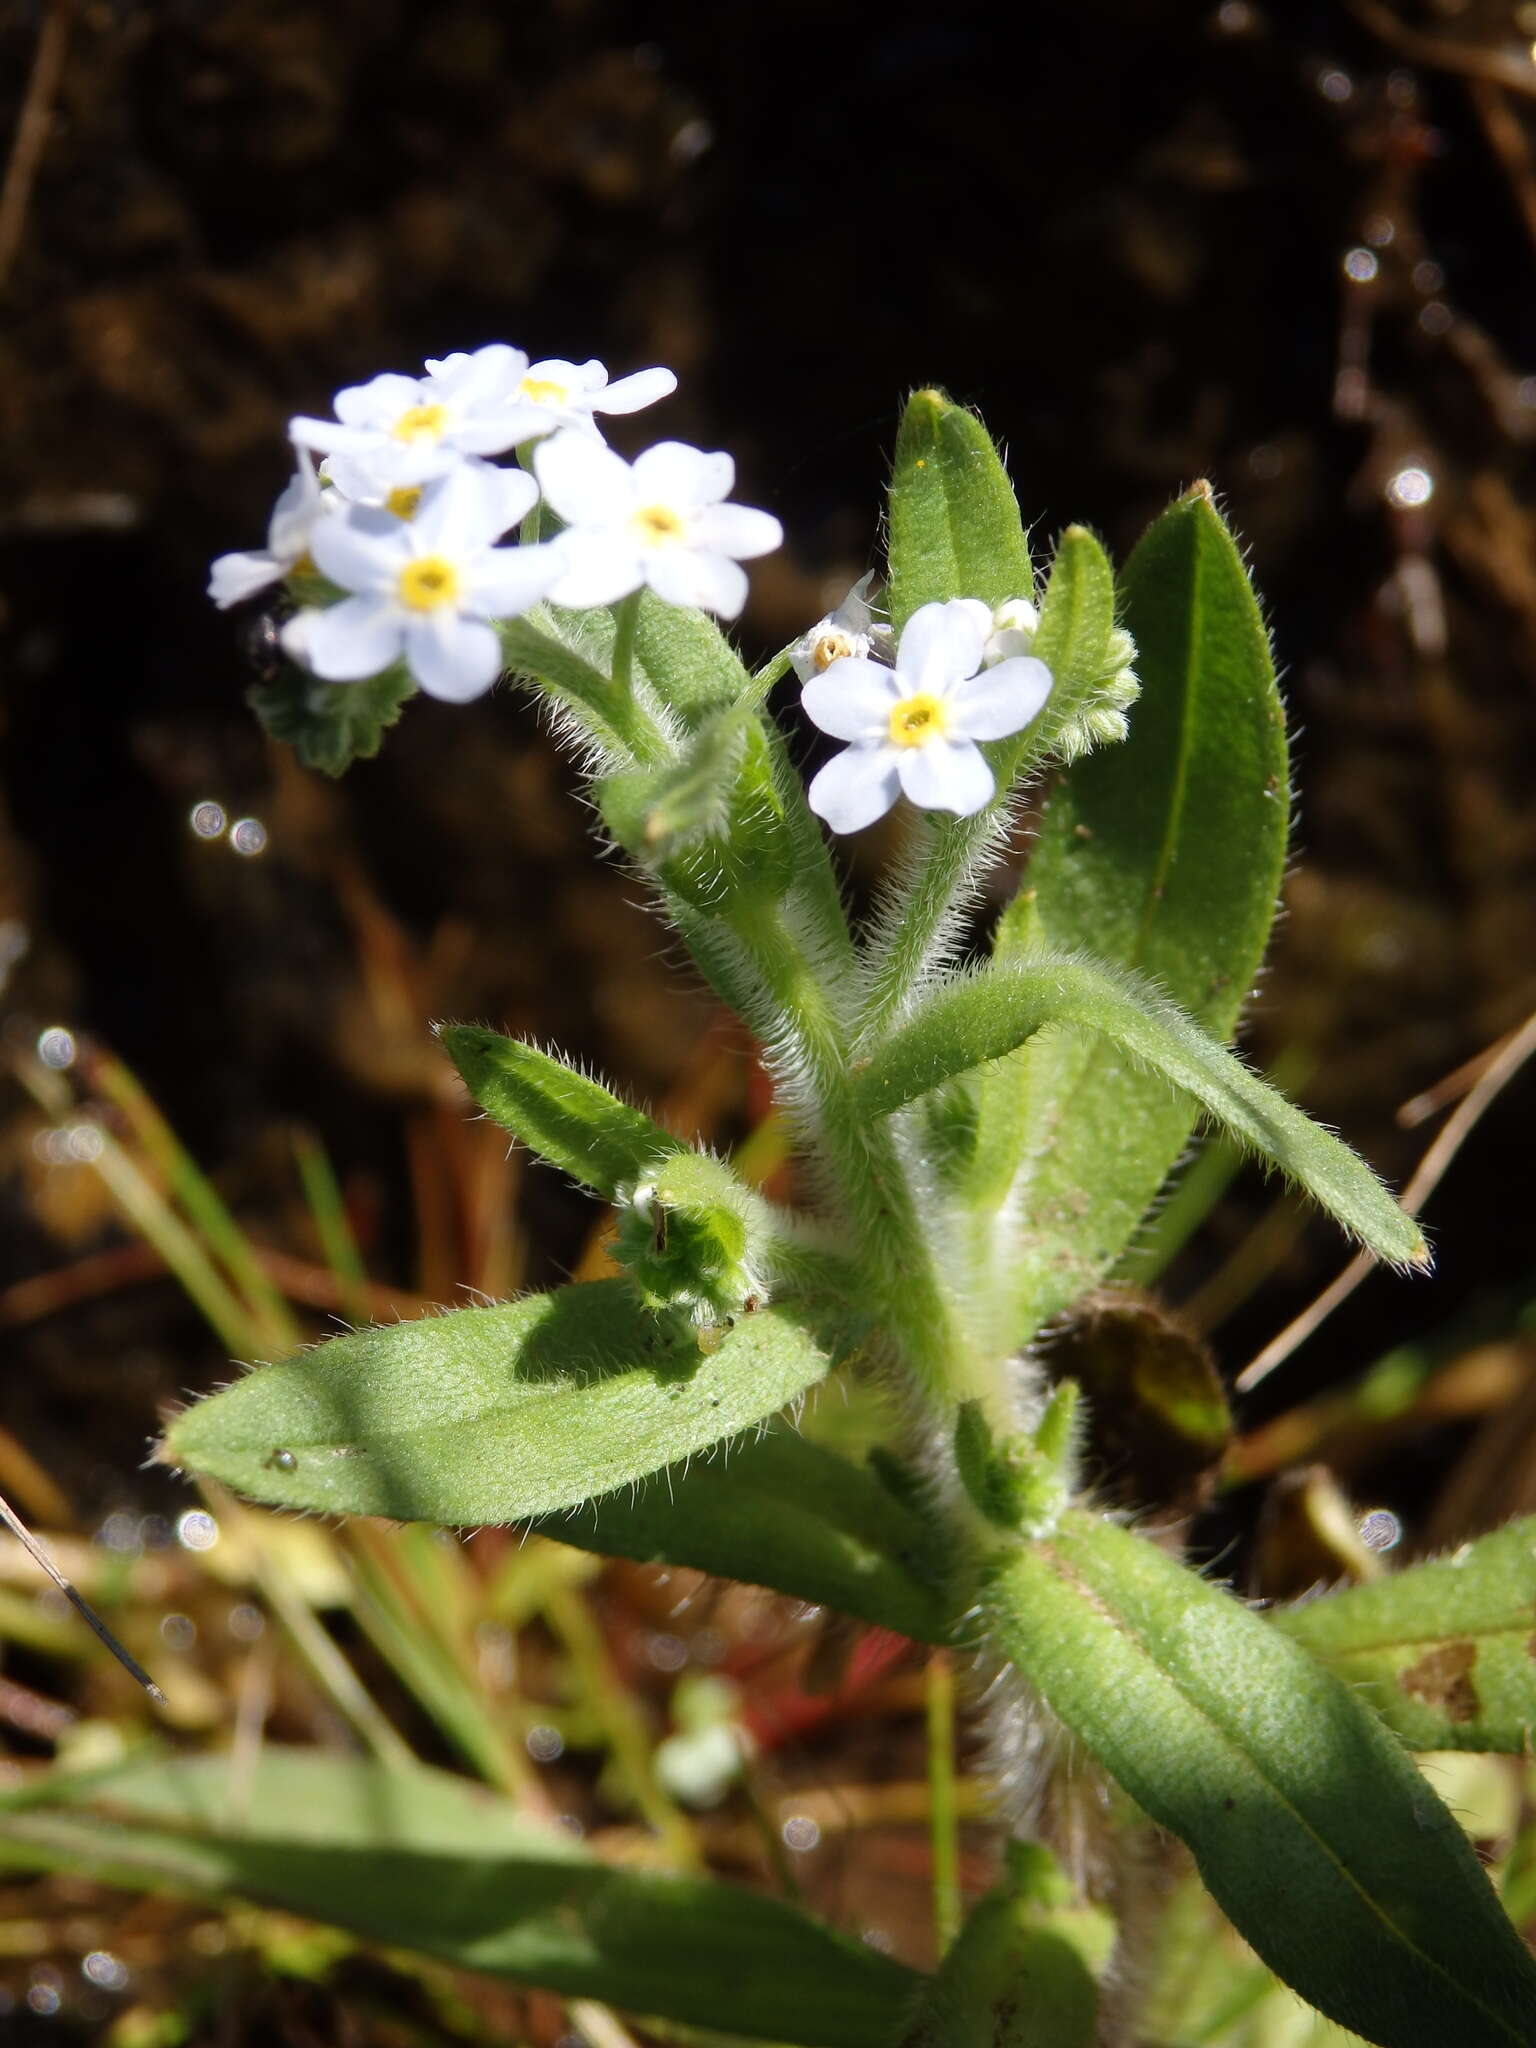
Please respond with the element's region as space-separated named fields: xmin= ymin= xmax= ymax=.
xmin=798 ymin=589 xmax=1054 ymax=831
xmin=209 ymin=347 xmax=782 ymax=703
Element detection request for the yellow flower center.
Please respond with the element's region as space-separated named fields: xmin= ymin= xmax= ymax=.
xmin=812 ymin=630 xmax=853 ymax=672
xmin=397 ymin=555 xmax=460 ymax=612
xmin=888 ymin=692 xmax=948 ymax=748
xmin=633 ymin=503 xmax=686 ymax=545
xmin=385 ymin=485 xmax=423 ymax=520
xmin=289 ymin=550 xmax=317 ymax=579
xmin=519 ymin=376 xmax=570 ymax=406
xmin=392 ymin=403 xmax=448 ymax=443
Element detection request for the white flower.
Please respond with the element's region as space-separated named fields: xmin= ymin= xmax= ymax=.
xmin=534 ymin=433 xmax=782 ymax=619
xmin=802 ymin=598 xmax=1053 ymax=832
xmin=789 ymin=572 xmax=894 ymax=682
xmin=319 ymin=452 xmax=531 ymax=537
xmin=285 ymin=464 xmax=558 ymax=702
xmin=208 ymin=459 xmax=325 ymax=608
xmin=955 ymin=594 xmax=1040 ymax=666
xmin=289 ymin=346 xmax=676 ymax=491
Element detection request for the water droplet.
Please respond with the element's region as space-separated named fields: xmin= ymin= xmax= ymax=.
xmin=267 ymin=1448 xmax=297 ymax=1472
xmin=526 ymin=1723 xmax=565 ymax=1762
xmin=1386 ymin=465 xmax=1434 ymax=509
xmin=1364 ymin=214 xmax=1395 ymax=248
xmin=160 ymin=1613 xmax=197 ymax=1650
xmin=1343 ymin=247 xmax=1378 ymax=284
xmin=176 ymin=1509 xmax=219 ymax=1552
xmin=782 ymin=1813 xmax=821 ymax=1853
xmin=66 ymin=1122 xmax=103 ymax=1162
xmin=1412 ymin=259 xmax=1445 ymax=294
xmin=230 ymin=817 xmax=268 ymax=858
xmin=37 ymin=1026 xmax=75 ymax=1069
xmin=1419 ymin=301 xmax=1453 ymax=337
xmin=82 ymin=1952 xmax=129 ymax=1993
xmin=1359 ymin=1508 xmax=1402 ymax=1552
xmin=647 ymin=1631 xmax=688 ymax=1673
xmin=1318 ymin=67 xmax=1353 ymax=102
xmin=228 ymin=1602 xmax=265 ymax=1642
xmin=189 ymin=801 xmax=226 ymax=839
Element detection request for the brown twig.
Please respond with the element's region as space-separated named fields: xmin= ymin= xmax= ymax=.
xmin=0 ymin=0 xmax=70 ymax=294
xmin=1349 ymin=0 xmax=1536 ymax=101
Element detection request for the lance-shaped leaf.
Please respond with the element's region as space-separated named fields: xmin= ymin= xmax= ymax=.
xmin=886 ymin=387 xmax=1033 ymax=631
xmin=997 ymin=485 xmax=1289 ymax=1335
xmin=162 ymin=1282 xmax=835 ymax=1523
xmin=989 ymin=1511 xmax=1536 ymax=2046
xmin=633 ymin=589 xmax=753 ymax=721
xmin=0 ymin=1750 xmax=921 ymax=2047
xmin=440 ymin=1028 xmax=685 ymax=1200
xmin=528 ymin=1424 xmax=953 ymax=1643
xmin=1276 ymin=1518 xmax=1536 ymax=1753
xmin=851 ymin=952 xmax=1423 ymax=1268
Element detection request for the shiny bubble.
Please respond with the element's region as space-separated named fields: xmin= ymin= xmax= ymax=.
xmin=98 ymin=1511 xmax=140 ymax=1554
xmin=1412 ymin=259 xmax=1445 ymax=293
xmin=1342 ymin=247 xmax=1378 ymax=283
xmin=160 ymin=1613 xmax=196 ymax=1650
xmin=1319 ymin=67 xmax=1353 ymax=102
xmin=37 ymin=1026 xmax=75 ymax=1069
xmin=32 ymin=1129 xmax=69 ymax=1164
xmin=177 ymin=1509 xmax=219 ymax=1552
xmin=1359 ymin=1508 xmax=1403 ymax=1553
xmin=669 ymin=117 xmax=714 ymax=165
xmin=1419 ymin=301 xmax=1453 ymax=337
xmin=1248 ymin=443 xmax=1284 ymax=480
xmin=26 ymin=1983 xmax=61 ymax=2017
xmin=228 ymin=1603 xmax=265 ymax=1642
xmin=1364 ymin=214 xmax=1395 ymax=247
xmin=782 ymin=1814 xmax=821 ymax=1853
xmin=82 ymin=1952 xmax=129 ymax=1992
xmin=138 ymin=1515 xmax=173 ymax=1549
xmin=526 ymin=1723 xmax=565 ymax=1762
xmin=556 ymin=1812 xmax=585 ymax=1837
xmin=1386 ymin=466 xmax=1434 ymax=509
xmin=230 ymin=817 xmax=268 ymax=858
xmin=1215 ymin=1 xmax=1257 ymax=30
xmin=66 ymin=1123 xmax=103 ymax=1162
xmin=647 ymin=1631 xmax=688 ymax=1672
xmin=189 ymin=801 xmax=226 ymax=840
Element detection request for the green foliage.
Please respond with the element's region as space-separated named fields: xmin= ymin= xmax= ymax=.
xmin=886 ymin=387 xmax=1033 ymax=630
xmin=161 ymin=1281 xmax=835 ymax=1522
xmin=999 ymin=485 xmax=1290 ymax=1331
xmin=248 ymin=659 xmax=416 ymax=776
xmin=989 ymin=1511 xmax=1536 ymax=2045
xmin=851 ymin=951 xmax=1424 ymax=1270
xmin=633 ymin=588 xmax=753 ymax=721
xmin=527 ymin=1423 xmax=953 ymax=1642
xmin=1276 ymin=1519 xmax=1536 ymax=1753
xmin=440 ymin=1028 xmax=685 ymax=1199
xmin=0 ymin=1750 xmax=921 ymax=2045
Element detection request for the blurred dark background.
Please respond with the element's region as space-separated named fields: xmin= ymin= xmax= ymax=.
xmin=3 ymin=0 xmax=1536 ymax=1632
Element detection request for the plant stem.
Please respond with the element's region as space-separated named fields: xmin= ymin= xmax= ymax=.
xmin=926 ymin=1648 xmax=962 ymax=1956
xmin=610 ymin=590 xmax=641 ymax=698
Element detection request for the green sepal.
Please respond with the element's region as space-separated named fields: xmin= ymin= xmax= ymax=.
xmin=439 ymin=1027 xmax=684 ymax=1201
xmin=900 ymin=1843 xmax=1112 ymax=2048
xmin=1000 ymin=483 xmax=1290 ymax=1332
xmin=955 ymin=1385 xmax=1080 ymax=1536
xmin=528 ymin=1423 xmax=954 ymax=1643
xmin=851 ymin=951 xmax=1424 ymax=1270
xmin=248 ymin=660 xmax=416 ymax=777
xmin=990 ymin=1511 xmax=1536 ymax=2047
xmin=596 ymin=715 xmax=794 ymax=909
xmin=887 ymin=387 xmax=1033 ymax=629
xmin=161 ymin=1281 xmax=836 ymax=1523
xmin=610 ymin=1150 xmax=761 ymax=1323
xmin=1276 ymin=1517 xmax=1536 ymax=1753
xmin=0 ymin=1750 xmax=922 ymax=2047
xmin=633 ymin=590 xmax=753 ymax=722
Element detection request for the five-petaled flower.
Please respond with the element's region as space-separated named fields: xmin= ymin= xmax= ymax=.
xmin=534 ymin=433 xmax=782 ymax=619
xmin=208 ymin=458 xmax=326 ymax=609
xmin=290 ymin=347 xmax=675 ymax=493
xmin=285 ymin=464 xmax=560 ymax=702
xmin=802 ymin=598 xmax=1053 ymax=832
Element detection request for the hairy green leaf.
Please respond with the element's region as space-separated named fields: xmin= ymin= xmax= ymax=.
xmin=0 ymin=1750 xmax=921 ymax=2045
xmin=439 ymin=1028 xmax=684 ymax=1199
xmin=989 ymin=1512 xmax=1536 ymax=2047
xmin=162 ymin=1282 xmax=835 ymax=1522
xmin=852 ymin=952 xmax=1423 ymax=1268
xmin=1277 ymin=1519 xmax=1536 ymax=1753
xmin=886 ymin=388 xmax=1032 ymax=630
xmin=529 ymin=1424 xmax=953 ymax=1642
xmin=248 ymin=660 xmax=416 ymax=777
xmin=999 ymin=485 xmax=1290 ymax=1333
xmin=633 ymin=589 xmax=753 ymax=721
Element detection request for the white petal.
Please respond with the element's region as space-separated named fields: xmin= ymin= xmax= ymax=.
xmin=266 ymin=463 xmax=322 ymax=558
xmin=831 ymin=571 xmax=878 ymax=635
xmin=898 ymin=737 xmax=996 ymax=815
xmin=426 ymin=344 xmax=524 ymax=404
xmin=311 ymin=507 xmax=405 ymax=595
xmin=690 ymin=502 xmax=782 ymax=561
xmin=802 ymin=657 xmax=902 ymax=742
xmin=644 ymin=546 xmax=748 ymax=617
xmin=632 ymin=441 xmax=733 ymax=511
xmin=409 ymin=464 xmax=508 ymax=554
xmin=448 ymin=409 xmax=544 ymax=457
xmin=548 ymin=528 xmax=643 ymax=608
xmin=807 ymin=745 xmax=902 ymax=833
xmin=896 ymin=600 xmax=986 ymax=695
xmin=535 ymin=432 xmax=635 ymax=524
xmin=594 ymin=366 xmax=677 ymax=414
xmin=947 ymin=655 xmax=1054 ymax=740
xmin=288 ymin=415 xmax=382 ymax=457
xmin=464 ymin=538 xmax=564 ymax=618
xmin=475 ymin=460 xmax=539 ymax=535
xmin=952 ymin=598 xmax=993 ymax=638
xmin=208 ymin=550 xmax=281 ymax=608
xmin=304 ymin=595 xmax=404 ymax=680
xmin=404 ymin=612 xmax=502 ymax=701
xmin=333 ymin=373 xmax=423 ymax=427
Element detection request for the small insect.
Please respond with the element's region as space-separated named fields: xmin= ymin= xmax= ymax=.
xmin=238 ymin=605 xmax=287 ymax=683
xmin=264 ymin=1447 xmax=298 ymax=1472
